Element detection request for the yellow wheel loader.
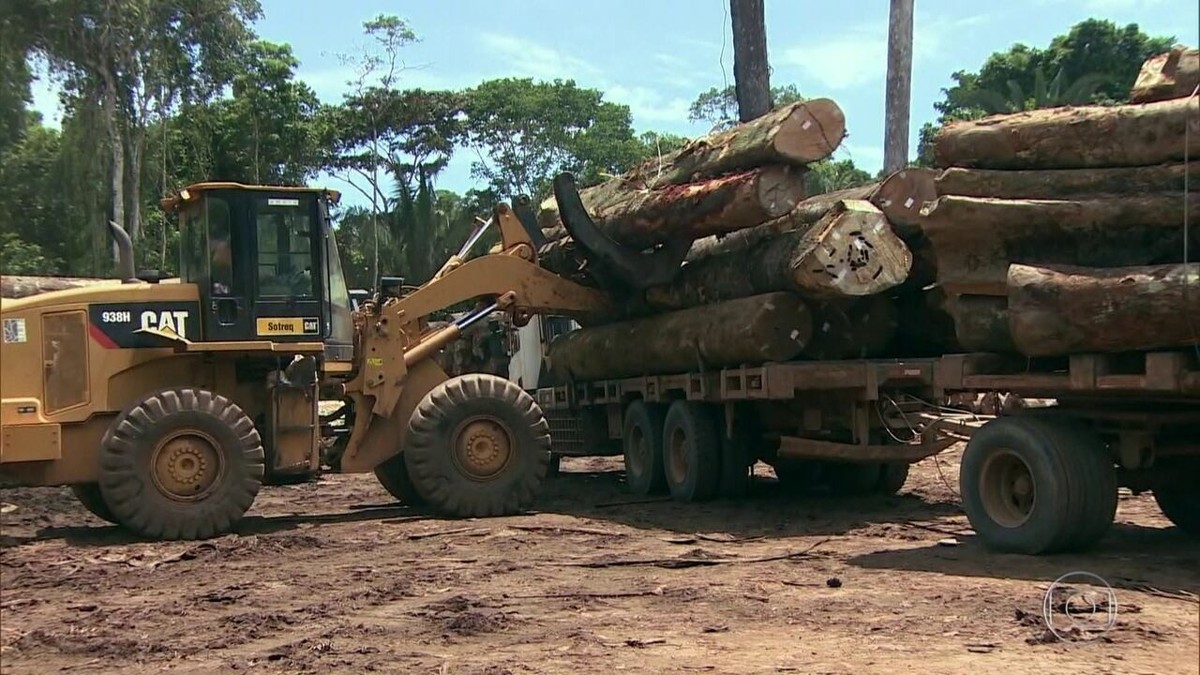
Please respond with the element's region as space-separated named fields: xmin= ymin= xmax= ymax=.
xmin=0 ymin=175 xmax=685 ymax=540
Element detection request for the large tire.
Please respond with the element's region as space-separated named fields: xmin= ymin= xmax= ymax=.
xmin=662 ymin=400 xmax=721 ymax=502
xmin=98 ymin=388 xmax=265 ymax=540
xmin=960 ymin=415 xmax=1116 ymax=555
xmin=1153 ymin=457 xmax=1200 ymax=537
xmin=824 ymin=461 xmax=884 ymax=495
xmin=374 ymin=454 xmax=426 ymax=506
xmin=70 ymin=483 xmax=117 ymax=524
xmin=402 ymin=374 xmax=550 ymax=517
xmin=621 ymin=400 xmax=668 ymax=495
xmin=875 ymin=462 xmax=910 ymax=495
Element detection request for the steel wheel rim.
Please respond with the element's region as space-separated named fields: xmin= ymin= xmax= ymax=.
xmin=451 ymin=415 xmax=515 ymax=481
xmin=979 ymin=449 xmax=1036 ymax=528
xmin=150 ymin=429 xmax=225 ymax=502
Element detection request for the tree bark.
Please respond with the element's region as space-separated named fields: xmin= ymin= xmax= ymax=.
xmin=802 ymin=294 xmax=899 ymax=360
xmin=932 ymin=96 xmax=1200 ymax=170
xmin=934 ymin=162 xmax=1200 ymax=200
xmin=945 ymin=294 xmax=1013 ymax=353
xmin=643 ymin=200 xmax=912 ymax=309
xmin=730 ymin=0 xmax=771 ymax=122
xmin=538 ymin=165 xmax=807 ymax=249
xmin=1130 ymin=47 xmax=1200 ymax=104
xmin=884 ymin=0 xmax=914 ymax=173
xmin=1 ymin=276 xmax=118 ymax=299
xmin=684 ymin=168 xmax=935 ymax=263
xmin=546 ymin=292 xmax=813 ymax=380
xmin=1007 ymin=262 xmax=1200 ymax=357
xmin=537 ymin=98 xmax=846 ymax=229
xmin=919 ymin=193 xmax=1200 ymax=295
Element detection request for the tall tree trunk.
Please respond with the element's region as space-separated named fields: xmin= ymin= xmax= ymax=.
xmin=102 ymin=71 xmax=125 ymax=264
xmin=730 ymin=0 xmax=771 ymax=122
xmin=884 ymin=0 xmax=914 ymax=173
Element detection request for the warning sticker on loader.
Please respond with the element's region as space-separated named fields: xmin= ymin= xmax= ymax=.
xmin=256 ymin=317 xmax=320 ymax=337
xmin=3 ymin=318 xmax=27 ymax=344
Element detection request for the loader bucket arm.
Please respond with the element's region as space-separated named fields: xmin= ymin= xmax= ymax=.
xmin=551 ymin=172 xmax=692 ymax=290
xmin=511 ymin=195 xmax=548 ymax=248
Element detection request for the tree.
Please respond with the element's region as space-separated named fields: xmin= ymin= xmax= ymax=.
xmin=884 ymin=0 xmax=914 ymax=172
xmin=462 ymin=77 xmax=647 ymax=200
xmin=916 ymin=19 xmax=1176 ymax=167
xmin=729 ymin=0 xmax=771 ymax=122
xmin=687 ymin=84 xmax=803 ymax=130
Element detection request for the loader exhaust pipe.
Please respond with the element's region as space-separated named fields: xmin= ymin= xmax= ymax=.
xmin=106 ymin=220 xmax=138 ymax=283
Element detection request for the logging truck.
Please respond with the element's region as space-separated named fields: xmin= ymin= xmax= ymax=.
xmin=527 ymin=345 xmax=1200 ymax=556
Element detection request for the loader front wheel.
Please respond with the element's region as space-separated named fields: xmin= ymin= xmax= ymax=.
xmin=374 ymin=454 xmax=426 ymax=506
xmin=98 ymin=388 xmax=265 ymax=540
xmin=403 ymin=374 xmax=550 ymax=517
xmin=70 ymin=483 xmax=117 ymax=524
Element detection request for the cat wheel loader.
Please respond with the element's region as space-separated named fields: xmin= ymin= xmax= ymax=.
xmin=0 ymin=174 xmax=689 ymax=540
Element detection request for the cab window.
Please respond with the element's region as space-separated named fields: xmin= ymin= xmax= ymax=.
xmin=255 ymin=198 xmax=316 ymax=298
xmin=179 ymin=201 xmax=206 ymax=284
xmin=206 ymin=196 xmax=234 ymax=295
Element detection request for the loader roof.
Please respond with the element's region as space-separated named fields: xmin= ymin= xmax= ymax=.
xmin=159 ymin=181 xmax=342 ymax=213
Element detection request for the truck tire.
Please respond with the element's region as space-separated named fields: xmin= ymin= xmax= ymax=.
xmin=98 ymin=388 xmax=265 ymax=540
xmin=622 ymin=400 xmax=668 ymax=495
xmin=1152 ymin=457 xmax=1200 ymax=537
xmin=402 ymin=374 xmax=550 ymax=517
xmin=875 ymin=462 xmax=910 ymax=495
xmin=960 ymin=415 xmax=1116 ymax=555
xmin=824 ymin=461 xmax=884 ymax=495
xmin=662 ymin=400 xmax=721 ymax=502
xmin=70 ymin=483 xmax=117 ymax=524
xmin=374 ymin=453 xmax=426 ymax=506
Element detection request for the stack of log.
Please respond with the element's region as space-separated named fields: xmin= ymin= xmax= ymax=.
xmin=1 ymin=276 xmax=119 ymax=299
xmin=542 ymin=98 xmax=941 ymax=380
xmin=918 ymin=46 xmax=1200 ymax=358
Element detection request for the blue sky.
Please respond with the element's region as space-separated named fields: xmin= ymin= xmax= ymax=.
xmin=28 ymin=0 xmax=1200 ymax=208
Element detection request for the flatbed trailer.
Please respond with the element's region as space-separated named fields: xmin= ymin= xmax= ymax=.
xmin=531 ymin=349 xmax=1200 ymax=555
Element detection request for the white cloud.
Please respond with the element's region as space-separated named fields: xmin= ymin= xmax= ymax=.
xmin=781 ymin=13 xmax=992 ymax=91
xmin=605 ymin=84 xmax=693 ymax=124
xmin=478 ymin=32 xmax=603 ymax=81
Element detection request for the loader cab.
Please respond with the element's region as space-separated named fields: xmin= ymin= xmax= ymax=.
xmin=164 ymin=182 xmax=355 ymax=362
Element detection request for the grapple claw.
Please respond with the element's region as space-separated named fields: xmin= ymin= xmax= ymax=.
xmin=551 ymin=172 xmax=691 ymax=290
xmin=511 ymin=195 xmax=548 ymax=248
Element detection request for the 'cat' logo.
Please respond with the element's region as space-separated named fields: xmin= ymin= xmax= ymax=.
xmin=141 ymin=310 xmax=190 ymax=336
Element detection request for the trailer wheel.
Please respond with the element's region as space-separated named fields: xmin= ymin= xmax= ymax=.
xmin=403 ymin=374 xmax=550 ymax=517
xmin=69 ymin=483 xmax=117 ymax=524
xmin=824 ymin=461 xmax=883 ymax=495
xmin=1153 ymin=457 xmax=1200 ymax=537
xmin=875 ymin=462 xmax=910 ymax=495
xmin=98 ymin=388 xmax=265 ymax=540
xmin=621 ymin=400 xmax=668 ymax=495
xmin=373 ymin=454 xmax=426 ymax=506
xmin=662 ymin=400 xmax=721 ymax=502
xmin=960 ymin=415 xmax=1116 ymax=554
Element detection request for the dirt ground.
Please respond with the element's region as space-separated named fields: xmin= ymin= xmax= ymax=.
xmin=1 ymin=445 xmax=1197 ymax=675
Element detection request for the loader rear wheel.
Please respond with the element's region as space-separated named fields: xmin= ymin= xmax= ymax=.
xmin=374 ymin=454 xmax=426 ymax=506
xmin=70 ymin=483 xmax=117 ymax=524
xmin=99 ymin=388 xmax=265 ymax=540
xmin=403 ymin=374 xmax=550 ymax=517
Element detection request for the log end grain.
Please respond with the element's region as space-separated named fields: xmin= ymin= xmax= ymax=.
xmin=871 ymin=167 xmax=938 ymax=230
xmin=790 ymin=199 xmax=913 ymax=297
xmin=774 ymin=98 xmax=847 ymax=164
xmin=1129 ymin=47 xmax=1200 ymax=104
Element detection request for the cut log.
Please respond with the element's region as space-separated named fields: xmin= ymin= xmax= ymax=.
xmin=919 ymin=193 xmax=1200 ymax=295
xmin=538 ymin=165 xmax=807 ymax=249
xmin=946 ymin=294 xmax=1013 ymax=354
xmin=1007 ymin=262 xmax=1200 ymax=357
xmin=802 ymin=295 xmax=899 ymax=360
xmin=537 ymin=98 xmax=846 ymax=228
xmin=935 ymin=162 xmax=1200 ymax=200
xmin=644 ymin=200 xmax=912 ymax=309
xmin=1 ymin=276 xmax=119 ymax=299
xmin=1129 ymin=47 xmax=1200 ymax=104
xmin=546 ymin=292 xmax=813 ymax=381
xmin=684 ymin=169 xmax=933 ymax=264
xmin=932 ymin=96 xmax=1200 ymax=170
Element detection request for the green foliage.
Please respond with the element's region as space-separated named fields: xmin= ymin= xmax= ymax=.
xmin=0 ymin=232 xmax=58 ymax=275
xmin=921 ymin=19 xmax=1176 ymax=161
xmin=461 ymin=78 xmax=647 ymax=200
xmin=805 ymin=158 xmax=874 ymax=195
xmin=687 ymin=84 xmax=804 ymax=130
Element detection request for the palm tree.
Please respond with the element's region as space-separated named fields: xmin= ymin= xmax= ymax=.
xmin=967 ymin=66 xmax=1112 ymax=114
